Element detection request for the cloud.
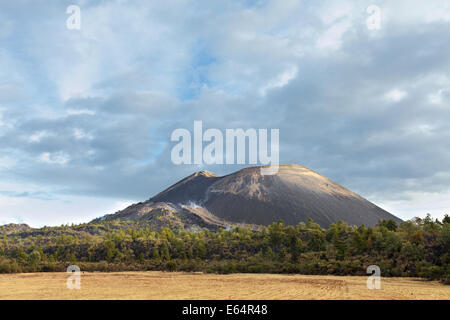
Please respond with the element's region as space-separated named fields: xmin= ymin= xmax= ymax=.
xmin=0 ymin=0 xmax=450 ymax=226
xmin=385 ymin=89 xmax=407 ymax=103
xmin=39 ymin=152 xmax=71 ymax=166
xmin=0 ymin=193 xmax=135 ymax=227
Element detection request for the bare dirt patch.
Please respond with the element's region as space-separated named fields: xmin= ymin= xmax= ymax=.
xmin=0 ymin=272 xmax=448 ymax=300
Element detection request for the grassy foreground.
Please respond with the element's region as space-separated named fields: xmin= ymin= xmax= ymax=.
xmin=0 ymin=271 xmax=448 ymax=300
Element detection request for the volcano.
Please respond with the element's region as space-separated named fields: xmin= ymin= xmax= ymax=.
xmin=97 ymin=164 xmax=401 ymax=229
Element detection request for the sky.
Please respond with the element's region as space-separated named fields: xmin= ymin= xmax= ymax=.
xmin=0 ymin=0 xmax=449 ymax=227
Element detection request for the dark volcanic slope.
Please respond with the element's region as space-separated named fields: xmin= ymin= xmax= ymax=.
xmin=202 ymin=165 xmax=401 ymax=227
xmin=152 ymin=171 xmax=219 ymax=204
xmin=103 ymin=164 xmax=402 ymax=228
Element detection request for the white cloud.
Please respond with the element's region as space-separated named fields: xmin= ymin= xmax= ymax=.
xmin=428 ymin=89 xmax=447 ymax=105
xmin=378 ymin=191 xmax=450 ymax=221
xmin=383 ymin=0 xmax=450 ymax=25
xmin=67 ymin=108 xmax=96 ymax=116
xmin=73 ymin=128 xmax=93 ymax=140
xmin=29 ymin=131 xmax=50 ymax=143
xmin=385 ymin=89 xmax=407 ymax=102
xmin=260 ymin=66 xmax=298 ymax=95
xmin=0 ymin=193 xmax=135 ymax=227
xmin=318 ymin=1 xmax=352 ymax=25
xmin=317 ymin=19 xmax=352 ymax=49
xmin=39 ymin=152 xmax=71 ymax=165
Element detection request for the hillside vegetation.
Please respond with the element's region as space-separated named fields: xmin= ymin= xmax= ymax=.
xmin=0 ymin=215 xmax=449 ymax=284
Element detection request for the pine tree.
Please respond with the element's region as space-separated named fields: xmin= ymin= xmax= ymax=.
xmin=160 ymin=242 xmax=170 ymax=261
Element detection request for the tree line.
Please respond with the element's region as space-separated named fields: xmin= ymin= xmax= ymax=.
xmin=0 ymin=215 xmax=449 ymax=284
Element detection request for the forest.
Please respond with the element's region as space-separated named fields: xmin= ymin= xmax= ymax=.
xmin=0 ymin=215 xmax=449 ymax=284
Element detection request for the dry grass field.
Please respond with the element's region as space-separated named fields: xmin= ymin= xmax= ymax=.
xmin=0 ymin=272 xmax=448 ymax=300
